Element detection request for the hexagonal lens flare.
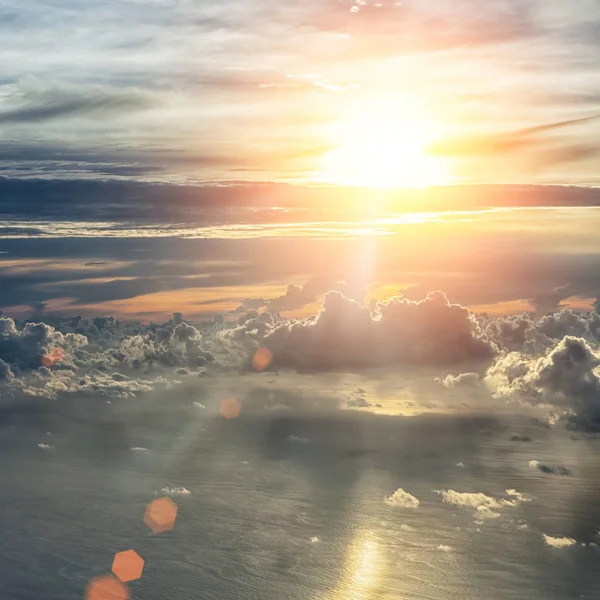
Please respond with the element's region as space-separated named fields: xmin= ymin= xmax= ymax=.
xmin=144 ymin=496 xmax=178 ymax=533
xmin=112 ymin=549 xmax=144 ymax=583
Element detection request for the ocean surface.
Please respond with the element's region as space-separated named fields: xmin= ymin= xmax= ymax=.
xmin=1 ymin=373 xmax=600 ymax=600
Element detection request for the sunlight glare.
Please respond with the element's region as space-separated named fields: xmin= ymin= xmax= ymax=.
xmin=321 ymin=98 xmax=449 ymax=188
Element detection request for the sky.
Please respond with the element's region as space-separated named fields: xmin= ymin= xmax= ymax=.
xmin=1 ymin=2 xmax=600 ymax=356
xmin=2 ymin=0 xmax=600 ymax=185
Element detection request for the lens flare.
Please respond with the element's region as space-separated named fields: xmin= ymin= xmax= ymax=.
xmin=144 ymin=497 xmax=178 ymax=533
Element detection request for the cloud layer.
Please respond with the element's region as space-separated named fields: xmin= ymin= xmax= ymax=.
xmin=1 ymin=284 xmax=600 ymax=435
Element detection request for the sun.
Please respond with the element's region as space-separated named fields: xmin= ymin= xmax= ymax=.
xmin=320 ymin=98 xmax=449 ymax=189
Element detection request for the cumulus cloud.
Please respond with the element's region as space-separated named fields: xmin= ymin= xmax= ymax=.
xmin=474 ymin=506 xmax=501 ymax=523
xmin=384 ymin=488 xmax=421 ymax=508
xmin=0 ymin=316 xmax=87 ymax=373
xmin=264 ymin=291 xmax=497 ymax=372
xmin=543 ymin=534 xmax=577 ymax=548
xmin=436 ymin=372 xmax=480 ymax=388
xmin=528 ymin=460 xmax=572 ymax=476
xmin=484 ymin=309 xmax=600 ymax=355
xmin=437 ymin=545 xmax=453 ymax=552
xmin=435 ymin=489 xmax=529 ymax=522
xmin=436 ymin=490 xmax=508 ymax=509
xmin=485 ymin=336 xmax=600 ymax=429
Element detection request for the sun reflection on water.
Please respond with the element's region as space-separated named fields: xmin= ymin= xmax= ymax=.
xmin=327 ymin=530 xmax=385 ymax=600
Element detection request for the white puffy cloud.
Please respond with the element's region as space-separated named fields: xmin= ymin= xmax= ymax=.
xmin=435 ymin=488 xmax=529 ymax=522
xmin=435 ymin=490 xmax=507 ymax=509
xmin=484 ymin=336 xmax=600 ymax=429
xmin=543 ymin=534 xmax=577 ymax=548
xmin=474 ymin=506 xmax=501 ymax=523
xmin=384 ymin=488 xmax=421 ymax=508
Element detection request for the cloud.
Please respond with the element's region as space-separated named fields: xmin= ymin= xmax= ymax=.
xmin=510 ymin=434 xmax=532 ymax=442
xmin=2 ymin=286 xmax=600 ymax=422
xmin=264 ymin=291 xmax=497 ymax=372
xmin=528 ymin=460 xmax=572 ymax=476
xmin=0 ymin=316 xmax=87 ymax=373
xmin=159 ymin=486 xmax=191 ymax=496
xmin=345 ymin=388 xmax=371 ymax=408
xmin=435 ymin=489 xmax=529 ymax=522
xmin=437 ymin=545 xmax=453 ymax=552
xmin=474 ymin=506 xmax=501 ymax=523
xmin=428 ymin=115 xmax=600 ymax=158
xmin=0 ymin=81 xmax=153 ymax=125
xmin=437 ymin=372 xmax=480 ymax=388
xmin=383 ymin=488 xmax=420 ymax=508
xmin=543 ymin=534 xmax=577 ymax=548
xmin=436 ymin=490 xmax=508 ymax=510
xmin=0 ymin=358 xmax=14 ymax=381
xmin=485 ymin=336 xmax=600 ymax=429
xmin=265 ymin=276 xmax=362 ymax=314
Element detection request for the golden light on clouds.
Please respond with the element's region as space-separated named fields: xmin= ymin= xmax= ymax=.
xmin=320 ymin=96 xmax=450 ymax=189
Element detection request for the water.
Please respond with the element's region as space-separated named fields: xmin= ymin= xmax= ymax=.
xmin=1 ymin=377 xmax=599 ymax=600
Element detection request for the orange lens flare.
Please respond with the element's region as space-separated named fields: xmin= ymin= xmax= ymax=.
xmin=251 ymin=347 xmax=273 ymax=371
xmin=144 ymin=497 xmax=178 ymax=533
xmin=40 ymin=347 xmax=64 ymax=367
xmin=219 ymin=397 xmax=241 ymax=420
xmin=85 ymin=575 xmax=130 ymax=600
xmin=111 ymin=549 xmax=145 ymax=583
